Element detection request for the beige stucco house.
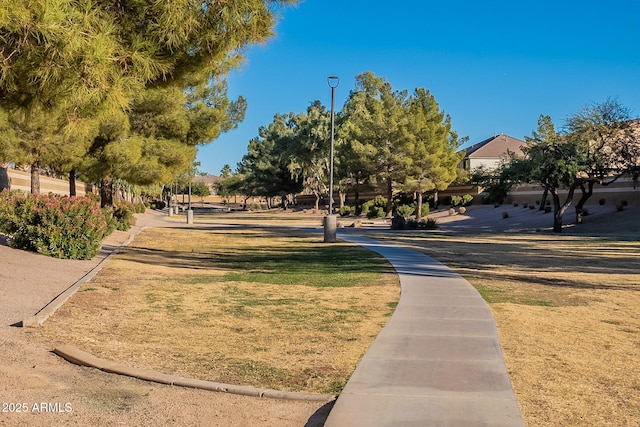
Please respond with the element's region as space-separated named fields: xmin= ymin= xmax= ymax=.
xmin=460 ymin=134 xmax=527 ymax=171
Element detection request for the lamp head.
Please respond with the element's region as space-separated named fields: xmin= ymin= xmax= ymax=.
xmin=327 ymin=75 xmax=340 ymax=88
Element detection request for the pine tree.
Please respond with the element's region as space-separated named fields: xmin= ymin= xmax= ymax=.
xmin=403 ymin=88 xmax=465 ymax=218
xmin=0 ymin=0 xmax=295 ymax=197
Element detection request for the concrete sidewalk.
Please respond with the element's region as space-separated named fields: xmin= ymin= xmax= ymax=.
xmin=325 ymin=234 xmax=525 ymax=427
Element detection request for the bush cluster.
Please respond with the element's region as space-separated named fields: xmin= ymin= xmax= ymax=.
xmin=450 ymin=194 xmax=474 ymax=207
xmin=148 ymin=200 xmax=166 ymax=210
xmin=391 ymin=216 xmax=438 ymax=230
xmin=105 ymin=201 xmax=138 ymax=231
xmin=392 ymin=202 xmax=430 ymax=218
xmin=362 ymin=196 xmax=387 ymax=219
xmin=338 ymin=206 xmax=353 ymax=216
xmin=394 ymin=204 xmax=415 ymax=219
xmin=0 ymin=191 xmax=110 ymax=259
xmin=0 ymin=191 xmax=143 ymax=259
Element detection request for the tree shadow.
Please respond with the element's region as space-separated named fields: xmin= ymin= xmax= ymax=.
xmin=113 ymin=227 xmax=397 ymax=285
xmin=369 ymin=234 xmax=640 ymax=291
xmin=304 ymin=400 xmax=335 ymax=427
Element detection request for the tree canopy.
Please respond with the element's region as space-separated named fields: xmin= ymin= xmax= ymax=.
xmin=236 ymin=72 xmax=465 ymax=215
xmin=0 ymin=0 xmax=295 ymax=201
xmin=238 ymin=113 xmax=304 ymax=207
xmin=402 ymin=87 xmax=465 ymax=217
xmin=338 ymin=72 xmax=464 ymax=216
xmin=498 ymin=99 xmax=640 ymax=232
xmin=339 ymin=72 xmax=410 ymax=215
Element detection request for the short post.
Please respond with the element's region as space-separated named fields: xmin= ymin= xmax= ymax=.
xmin=323 ymin=214 xmax=337 ymax=243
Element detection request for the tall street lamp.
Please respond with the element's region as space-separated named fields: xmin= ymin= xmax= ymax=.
xmin=324 ymin=75 xmax=339 ymax=243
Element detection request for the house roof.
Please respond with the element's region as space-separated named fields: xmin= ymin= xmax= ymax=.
xmin=463 ymin=134 xmax=527 ymax=158
xmin=193 ymin=174 xmax=220 ymax=184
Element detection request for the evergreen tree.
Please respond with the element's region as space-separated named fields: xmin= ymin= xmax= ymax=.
xmin=287 ymin=101 xmax=332 ymax=211
xmin=0 ymin=0 xmax=295 ymax=196
xmin=340 ymin=72 xmax=410 ymax=216
xmin=403 ymin=88 xmax=465 ymax=218
xmin=239 ymin=114 xmax=303 ymax=207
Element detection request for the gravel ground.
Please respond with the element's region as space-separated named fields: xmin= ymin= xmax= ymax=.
xmin=431 ymin=203 xmax=640 ymax=235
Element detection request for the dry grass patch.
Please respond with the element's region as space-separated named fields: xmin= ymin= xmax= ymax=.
xmin=371 ymin=232 xmax=640 ymax=426
xmin=28 ymin=227 xmax=399 ymax=395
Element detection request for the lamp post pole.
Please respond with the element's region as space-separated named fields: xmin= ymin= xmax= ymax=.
xmin=186 ymin=181 xmax=193 ymax=224
xmin=324 ymin=75 xmax=339 ymax=243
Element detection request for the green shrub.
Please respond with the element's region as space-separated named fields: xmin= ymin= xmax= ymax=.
xmin=393 ymin=217 xmax=438 ymax=230
xmin=110 ymin=202 xmax=135 ymax=231
xmin=338 ymin=206 xmax=353 ymax=216
xmin=451 ymin=194 xmax=474 ymax=207
xmin=0 ymin=193 xmax=109 ymax=259
xmin=150 ymin=200 xmax=166 ymax=210
xmin=0 ymin=190 xmax=21 ymax=235
xmin=420 ymin=203 xmax=430 ymax=217
xmin=362 ymin=196 xmax=387 ymax=219
xmin=133 ymin=202 xmax=146 ymax=213
xmin=395 ymin=204 xmax=415 ymax=219
xmin=366 ymin=206 xmax=384 ymax=219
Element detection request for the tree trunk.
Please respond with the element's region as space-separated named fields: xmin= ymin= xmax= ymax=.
xmin=313 ymin=190 xmax=320 ymax=211
xmin=354 ymin=177 xmax=361 ymax=215
xmin=339 ymin=192 xmax=345 ymax=209
xmin=30 ymin=160 xmax=40 ymax=195
xmin=551 ymin=185 xmax=576 ymax=233
xmin=574 ymin=181 xmax=594 ymax=225
xmin=433 ymin=191 xmax=439 ymax=209
xmin=551 ymin=190 xmax=563 ymax=233
xmin=69 ymin=169 xmax=77 ymax=197
xmin=100 ymin=176 xmax=114 ymax=208
xmin=416 ymin=192 xmax=423 ymax=220
xmin=385 ymin=176 xmax=393 ymax=218
xmin=539 ymin=188 xmax=548 ymax=211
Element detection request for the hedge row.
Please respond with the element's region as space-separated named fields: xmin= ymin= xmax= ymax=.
xmin=0 ymin=191 xmax=143 ymax=259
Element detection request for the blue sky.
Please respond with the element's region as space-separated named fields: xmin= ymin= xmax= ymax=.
xmin=196 ymin=0 xmax=640 ymax=175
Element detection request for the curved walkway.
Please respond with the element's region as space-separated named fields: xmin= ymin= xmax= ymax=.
xmin=324 ymin=233 xmax=525 ymax=427
xmin=4 ymin=210 xmax=524 ymax=425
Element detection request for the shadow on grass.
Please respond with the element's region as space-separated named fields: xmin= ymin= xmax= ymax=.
xmin=368 ymin=234 xmax=640 ymax=292
xmin=115 ymin=227 xmax=397 ymax=288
